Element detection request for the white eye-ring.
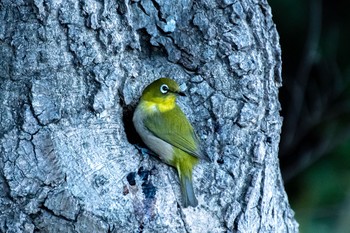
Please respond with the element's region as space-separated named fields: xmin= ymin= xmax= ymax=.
xmin=160 ymin=84 xmax=169 ymax=94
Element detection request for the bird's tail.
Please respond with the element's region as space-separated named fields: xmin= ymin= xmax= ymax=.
xmin=179 ymin=172 xmax=198 ymax=208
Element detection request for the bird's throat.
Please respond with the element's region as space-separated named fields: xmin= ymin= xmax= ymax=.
xmin=142 ymin=98 xmax=176 ymax=113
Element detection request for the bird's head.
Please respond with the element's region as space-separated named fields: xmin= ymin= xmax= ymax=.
xmin=140 ymin=78 xmax=185 ymax=108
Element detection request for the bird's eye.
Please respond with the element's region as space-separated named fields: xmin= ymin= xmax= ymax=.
xmin=160 ymin=84 xmax=169 ymax=94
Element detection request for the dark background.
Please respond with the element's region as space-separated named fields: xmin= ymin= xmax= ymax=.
xmin=269 ymin=0 xmax=350 ymax=232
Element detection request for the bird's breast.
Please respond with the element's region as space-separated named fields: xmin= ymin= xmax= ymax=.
xmin=133 ymin=103 xmax=175 ymax=165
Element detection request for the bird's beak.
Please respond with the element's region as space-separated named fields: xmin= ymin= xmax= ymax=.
xmin=178 ymin=91 xmax=186 ymax=96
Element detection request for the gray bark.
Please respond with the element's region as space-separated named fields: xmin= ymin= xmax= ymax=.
xmin=0 ymin=0 xmax=298 ymax=232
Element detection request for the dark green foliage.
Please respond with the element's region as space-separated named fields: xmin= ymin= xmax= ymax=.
xmin=269 ymin=0 xmax=350 ymax=232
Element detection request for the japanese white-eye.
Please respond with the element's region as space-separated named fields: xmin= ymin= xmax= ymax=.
xmin=133 ymin=78 xmax=209 ymax=208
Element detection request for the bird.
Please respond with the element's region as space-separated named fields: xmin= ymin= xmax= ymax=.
xmin=132 ymin=78 xmax=210 ymax=207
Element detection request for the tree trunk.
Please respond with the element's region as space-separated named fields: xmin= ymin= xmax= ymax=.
xmin=0 ymin=0 xmax=298 ymax=232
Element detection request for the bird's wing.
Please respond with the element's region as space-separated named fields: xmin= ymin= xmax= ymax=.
xmin=143 ymin=105 xmax=210 ymax=161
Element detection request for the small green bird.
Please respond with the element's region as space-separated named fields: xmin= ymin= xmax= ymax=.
xmin=133 ymin=78 xmax=209 ymax=208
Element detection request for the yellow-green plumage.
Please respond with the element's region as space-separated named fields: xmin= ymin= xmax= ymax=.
xmin=133 ymin=78 xmax=209 ymax=207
